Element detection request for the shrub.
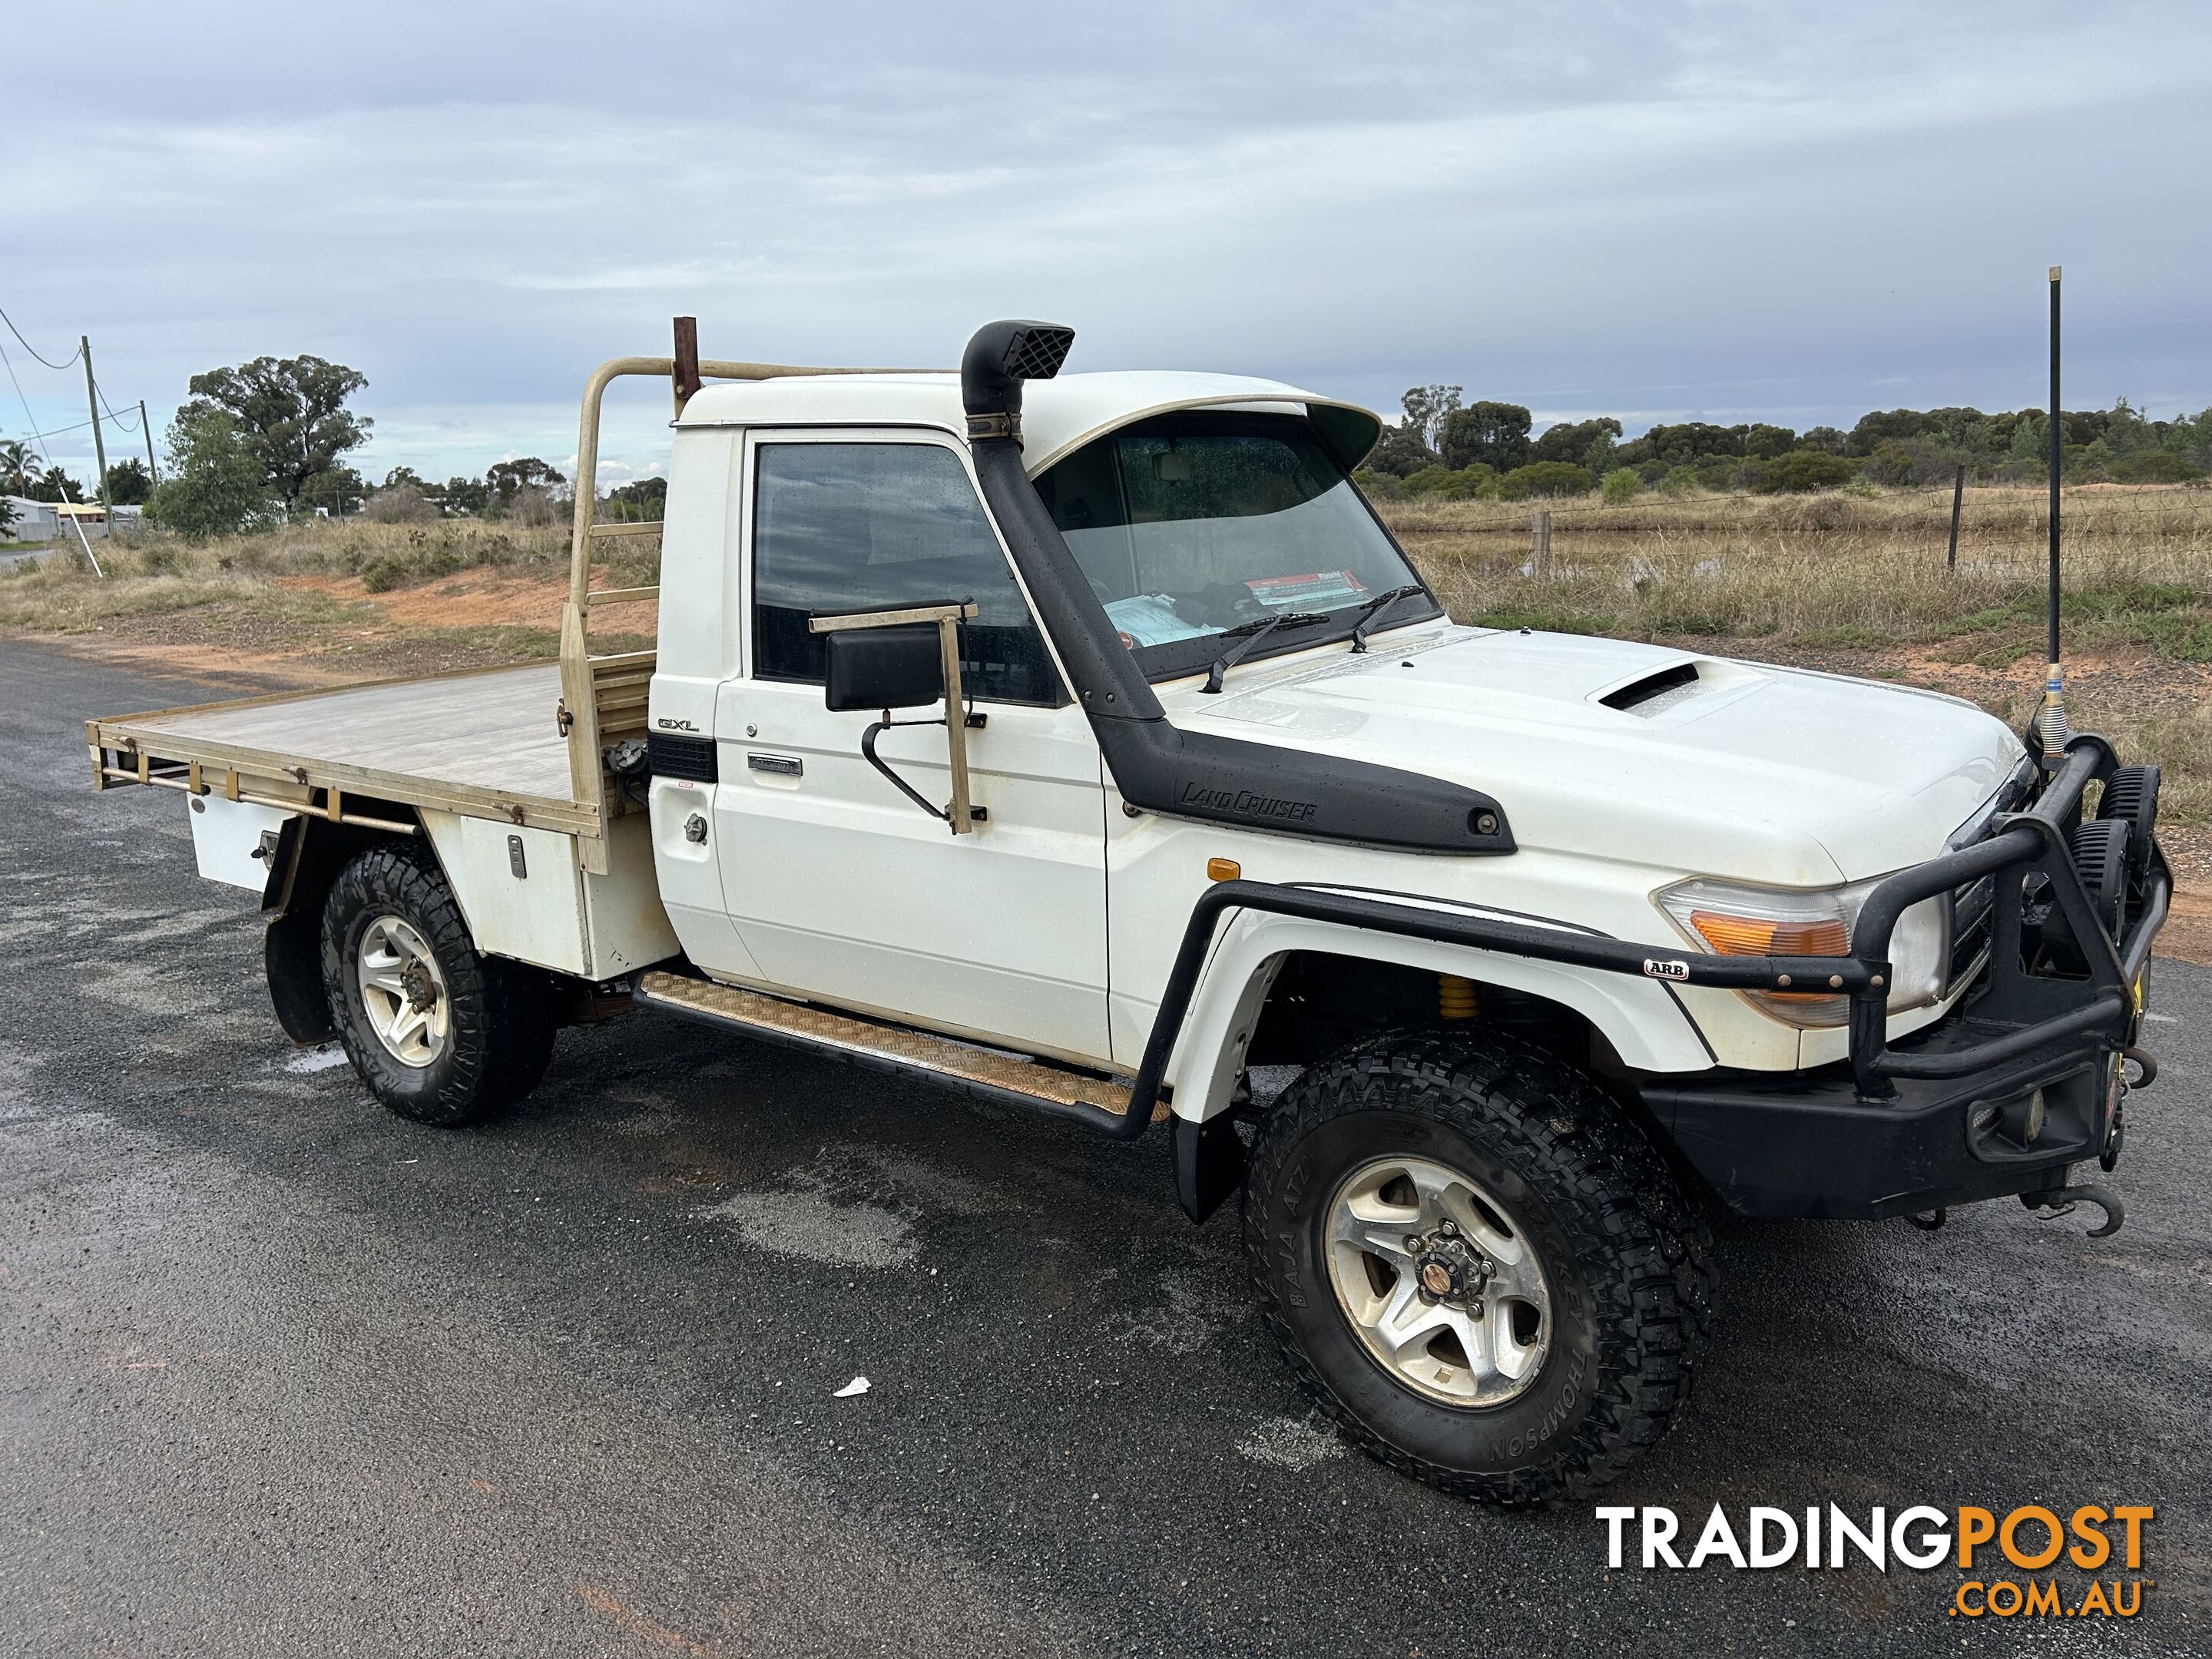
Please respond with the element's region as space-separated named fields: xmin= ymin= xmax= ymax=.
xmin=363 ymin=483 xmax=440 ymax=524
xmin=1495 ymin=461 xmax=1592 ymax=500
xmin=1400 ymin=463 xmax=1495 ymax=500
xmin=1656 ymin=465 xmax=1700 ymax=496
xmin=2108 ymin=451 xmax=2204 ymax=484
xmin=507 ymin=484 xmax=562 ymax=527
xmin=1756 ymin=451 xmax=1859 ymax=493
xmin=1600 ymin=467 xmax=1642 ymax=505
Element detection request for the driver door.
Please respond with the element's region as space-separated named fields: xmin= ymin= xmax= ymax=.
xmin=710 ymin=430 xmax=1112 ymax=1066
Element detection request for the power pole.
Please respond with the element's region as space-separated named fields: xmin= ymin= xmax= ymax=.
xmin=81 ymin=335 xmax=111 ymax=530
xmin=140 ymin=399 xmax=158 ymax=483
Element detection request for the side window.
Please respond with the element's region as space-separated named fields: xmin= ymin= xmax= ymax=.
xmin=751 ymin=442 xmax=1062 ymax=705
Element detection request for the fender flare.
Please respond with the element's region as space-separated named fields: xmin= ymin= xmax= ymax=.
xmin=1159 ymin=911 xmax=1718 ymax=1124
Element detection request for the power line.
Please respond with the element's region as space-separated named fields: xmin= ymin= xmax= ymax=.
xmin=93 ymin=379 xmax=142 ymax=432
xmin=0 ymin=336 xmax=104 ymax=575
xmin=3 ymin=414 xmax=103 ymax=442
xmin=0 ymin=306 xmax=82 ymax=373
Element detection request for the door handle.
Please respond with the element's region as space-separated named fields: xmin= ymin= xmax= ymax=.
xmin=747 ymin=753 xmax=803 ymax=778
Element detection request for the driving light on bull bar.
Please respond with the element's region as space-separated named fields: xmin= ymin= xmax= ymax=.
xmin=1656 ymin=877 xmax=1949 ymax=1028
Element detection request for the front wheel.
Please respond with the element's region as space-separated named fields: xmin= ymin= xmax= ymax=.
xmin=321 ymin=842 xmax=557 ymax=1126
xmin=1243 ymin=1031 xmax=1710 ymax=1505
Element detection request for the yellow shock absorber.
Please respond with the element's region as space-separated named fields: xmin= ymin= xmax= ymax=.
xmin=1438 ymin=974 xmax=1480 ymax=1022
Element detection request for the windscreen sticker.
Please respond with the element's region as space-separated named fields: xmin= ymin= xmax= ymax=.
xmin=1245 ymin=571 xmax=1369 ymax=610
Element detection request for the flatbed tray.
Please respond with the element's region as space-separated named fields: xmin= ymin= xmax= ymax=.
xmin=88 ymin=661 xmax=589 ymax=832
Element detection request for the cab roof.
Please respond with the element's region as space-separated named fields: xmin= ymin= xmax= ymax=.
xmin=674 ymin=369 xmax=1384 ymax=475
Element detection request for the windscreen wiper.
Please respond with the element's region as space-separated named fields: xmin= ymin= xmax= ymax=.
xmin=1201 ymin=611 xmax=1332 ymax=694
xmin=1348 ymin=584 xmax=1429 ymax=654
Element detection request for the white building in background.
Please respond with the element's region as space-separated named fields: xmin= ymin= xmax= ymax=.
xmin=2 ymin=498 xmax=144 ymax=541
xmin=5 ymin=496 xmax=59 ymax=541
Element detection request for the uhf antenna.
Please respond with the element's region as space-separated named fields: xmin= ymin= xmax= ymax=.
xmin=2035 ymin=264 xmax=2071 ymax=766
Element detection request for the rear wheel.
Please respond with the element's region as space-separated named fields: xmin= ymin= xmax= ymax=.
xmin=1243 ymin=1029 xmax=1710 ymax=1505
xmin=321 ymin=842 xmax=556 ymax=1126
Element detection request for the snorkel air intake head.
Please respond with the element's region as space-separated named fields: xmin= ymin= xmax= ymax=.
xmin=962 ymin=320 xmax=1075 ymax=442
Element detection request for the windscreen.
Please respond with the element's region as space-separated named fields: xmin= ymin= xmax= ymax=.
xmin=1032 ymin=411 xmax=1435 ymax=680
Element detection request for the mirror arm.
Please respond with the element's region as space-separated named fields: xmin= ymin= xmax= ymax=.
xmin=935 ymin=611 xmax=975 ymax=833
xmin=861 ymin=717 xmax=950 ymax=823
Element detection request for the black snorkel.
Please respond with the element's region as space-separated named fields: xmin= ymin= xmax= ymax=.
xmin=961 ymin=319 xmax=1513 ymax=855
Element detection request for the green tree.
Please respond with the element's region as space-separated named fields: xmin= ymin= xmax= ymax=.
xmin=0 ymin=495 xmax=15 ymax=540
xmin=1846 ymin=409 xmax=1936 ymax=455
xmin=1621 ymin=422 xmax=1744 ymax=468
xmin=29 ymin=464 xmax=82 ymax=502
xmin=604 ymin=475 xmax=669 ymax=520
xmin=1600 ymin=466 xmax=1641 ymax=504
xmin=145 ymin=409 xmax=276 ymax=536
xmin=1366 ymin=422 xmax=1439 ymax=478
xmin=180 ymin=355 xmax=373 ymax=513
xmin=1439 ymin=400 xmax=1532 ymax=472
xmin=103 ymin=457 xmax=154 ymax=505
xmin=1400 ymin=385 xmax=1462 ymax=450
xmin=485 ymin=456 xmax=566 ymax=509
xmin=1530 ymin=416 xmax=1622 ymax=467
xmin=436 ymin=475 xmax=492 ymax=515
xmin=301 ymin=464 xmax=366 ymax=516
xmin=0 ymin=439 xmax=34 ymax=495
xmin=1366 ymin=385 xmax=1457 ymax=477
xmin=1743 ymin=423 xmax=1796 ymax=460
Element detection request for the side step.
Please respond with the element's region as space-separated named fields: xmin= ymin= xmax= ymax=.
xmin=634 ymin=971 xmax=1164 ymax=1129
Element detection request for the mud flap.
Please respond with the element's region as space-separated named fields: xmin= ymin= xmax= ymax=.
xmin=265 ymin=908 xmax=336 ymax=1045
xmin=1174 ymin=1113 xmax=1248 ymax=1224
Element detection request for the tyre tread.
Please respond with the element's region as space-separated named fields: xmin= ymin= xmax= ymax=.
xmin=1242 ymin=1028 xmax=1712 ymax=1507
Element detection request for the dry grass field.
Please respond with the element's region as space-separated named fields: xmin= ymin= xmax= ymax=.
xmin=4 ymin=485 xmax=2207 ymax=843
xmin=1396 ymin=485 xmax=2212 ymax=833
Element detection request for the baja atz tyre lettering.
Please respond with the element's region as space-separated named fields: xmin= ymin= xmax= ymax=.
xmin=321 ymin=842 xmax=556 ymax=1126
xmin=1243 ymin=1029 xmax=1712 ymax=1506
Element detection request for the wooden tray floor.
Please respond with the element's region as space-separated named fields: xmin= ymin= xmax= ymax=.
xmin=115 ymin=662 xmax=572 ymax=802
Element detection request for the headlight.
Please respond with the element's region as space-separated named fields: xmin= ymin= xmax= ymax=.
xmin=1655 ymin=876 xmax=1949 ymax=1028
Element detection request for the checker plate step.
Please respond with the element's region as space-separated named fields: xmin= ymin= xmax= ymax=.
xmin=635 ymin=971 xmax=1159 ymax=1121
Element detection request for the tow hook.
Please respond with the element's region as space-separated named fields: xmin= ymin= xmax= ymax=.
xmin=1906 ymin=1208 xmax=1947 ymax=1232
xmin=2120 ymin=1045 xmax=2157 ymax=1091
xmin=2021 ymin=1181 xmax=2126 ymax=1240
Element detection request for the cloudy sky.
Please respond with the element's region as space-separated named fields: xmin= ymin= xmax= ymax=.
xmin=7 ymin=1 xmax=2208 ymax=489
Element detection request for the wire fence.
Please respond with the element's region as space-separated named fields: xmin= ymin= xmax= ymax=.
xmin=1382 ymin=482 xmax=2212 ymax=537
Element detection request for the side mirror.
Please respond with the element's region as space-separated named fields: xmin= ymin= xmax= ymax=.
xmin=822 ymin=624 xmax=943 ymax=713
xmin=808 ymin=601 xmax=983 ymax=835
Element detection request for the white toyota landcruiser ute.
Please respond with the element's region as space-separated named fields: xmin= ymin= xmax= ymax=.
xmin=87 ymin=320 xmax=2171 ymax=1504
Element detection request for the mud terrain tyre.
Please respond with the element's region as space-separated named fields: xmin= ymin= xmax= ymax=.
xmin=1243 ymin=1029 xmax=1710 ymax=1505
xmin=321 ymin=842 xmax=557 ymax=1126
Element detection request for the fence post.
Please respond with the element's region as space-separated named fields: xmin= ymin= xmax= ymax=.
xmin=1946 ymin=464 xmax=1965 ymax=571
xmin=1531 ymin=508 xmax=1551 ymax=577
